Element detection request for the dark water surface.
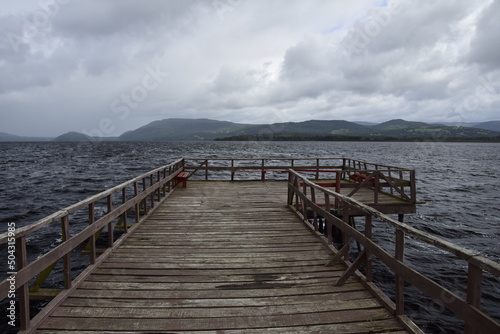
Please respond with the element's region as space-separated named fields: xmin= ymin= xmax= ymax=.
xmin=1 ymin=141 xmax=499 ymax=333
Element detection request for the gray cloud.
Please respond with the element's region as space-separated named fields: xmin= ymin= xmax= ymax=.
xmin=467 ymin=0 xmax=500 ymax=69
xmin=1 ymin=0 xmax=499 ymax=137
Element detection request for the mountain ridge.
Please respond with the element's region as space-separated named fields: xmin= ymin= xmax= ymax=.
xmin=118 ymin=118 xmax=500 ymax=142
xmin=2 ymin=118 xmax=500 ymax=142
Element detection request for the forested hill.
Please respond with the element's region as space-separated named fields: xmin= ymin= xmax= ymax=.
xmin=3 ymin=118 xmax=500 ymax=142
xmin=115 ymin=118 xmax=500 ymax=141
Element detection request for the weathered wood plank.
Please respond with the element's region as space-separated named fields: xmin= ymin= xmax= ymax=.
xmin=39 ymin=308 xmax=395 ymax=331
xmin=85 ymin=270 xmax=341 ymax=283
xmin=61 ymin=290 xmax=375 ymax=308
xmin=89 ymin=265 xmax=340 ymax=277
xmin=76 ymin=276 xmax=348 ymax=291
xmin=109 ymin=248 xmax=331 ymax=257
xmin=52 ymin=298 xmax=383 ymax=318
xmin=35 ymin=181 xmax=409 ymax=333
xmin=36 ymin=318 xmax=407 ymax=333
xmin=69 ymin=282 xmax=365 ymax=299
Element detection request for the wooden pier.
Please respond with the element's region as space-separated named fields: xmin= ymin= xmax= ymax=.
xmin=35 ymin=181 xmax=409 ymax=333
xmin=1 ymin=158 xmax=499 ymax=333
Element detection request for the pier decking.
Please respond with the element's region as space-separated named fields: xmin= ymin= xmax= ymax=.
xmin=36 ymin=181 xmax=408 ymax=333
xmin=2 ymin=158 xmax=499 ymax=334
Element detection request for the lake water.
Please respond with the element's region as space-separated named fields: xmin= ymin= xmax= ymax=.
xmin=0 ymin=141 xmax=499 ymax=333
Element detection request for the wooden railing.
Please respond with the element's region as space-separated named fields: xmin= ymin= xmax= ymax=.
xmin=287 ymin=169 xmax=500 ymax=334
xmin=184 ymin=157 xmax=345 ymax=181
xmin=0 ymin=157 xmax=420 ymax=332
xmin=340 ymin=158 xmax=417 ymax=206
xmin=0 ymin=159 xmax=185 ymax=331
xmin=184 ymin=157 xmax=417 ymax=208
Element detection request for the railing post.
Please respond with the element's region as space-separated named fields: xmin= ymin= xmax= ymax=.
xmin=365 ymin=215 xmax=373 ymax=282
xmin=341 ymin=158 xmax=346 ymax=179
xmin=301 ymin=179 xmax=307 ymax=217
xmin=149 ymin=174 xmax=154 ymax=208
xmin=334 ymin=171 xmax=340 ymax=207
xmin=16 ymin=236 xmax=30 ymax=330
xmin=121 ymin=187 xmax=128 ymax=233
xmin=316 ymin=159 xmax=320 ymax=179
xmin=294 ymin=176 xmax=300 ymax=211
xmin=231 ymin=160 xmax=235 ymax=181
xmin=395 ymin=214 xmax=405 ymax=315
xmin=133 ymin=181 xmax=139 ymax=226
xmin=287 ymin=172 xmax=293 ymax=206
xmin=205 ymin=159 xmax=209 ymax=180
xmin=107 ymin=194 xmax=114 ymax=247
xmin=168 ymin=166 xmax=172 ymax=192
xmin=325 ymin=193 xmax=332 ymax=244
xmin=157 ymin=171 xmax=161 ymax=201
xmin=162 ymin=168 xmax=166 ymax=195
xmin=261 ymin=159 xmax=265 ymax=181
xmin=388 ymin=167 xmax=394 ymax=196
xmin=88 ymin=203 xmax=96 ymax=264
xmin=61 ymin=216 xmax=71 ymax=289
xmin=142 ymin=177 xmax=147 ymax=214
xmin=465 ymin=263 xmax=483 ymax=334
xmin=410 ymin=170 xmax=416 ymax=204
xmin=341 ymin=202 xmax=350 ymax=251
xmin=311 ymin=186 xmax=318 ymax=231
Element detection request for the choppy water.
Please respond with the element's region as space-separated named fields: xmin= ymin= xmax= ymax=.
xmin=0 ymin=141 xmax=499 ymax=333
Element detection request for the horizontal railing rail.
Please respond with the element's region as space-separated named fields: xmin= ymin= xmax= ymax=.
xmin=341 ymin=158 xmax=416 ymax=205
xmin=342 ymin=157 xmax=412 ymax=172
xmin=0 ymin=157 xmax=419 ymax=332
xmin=184 ymin=157 xmax=416 ymax=206
xmin=184 ymin=157 xmax=346 ymax=181
xmin=0 ymin=158 xmax=185 ymax=331
xmin=287 ymin=169 xmax=500 ymax=334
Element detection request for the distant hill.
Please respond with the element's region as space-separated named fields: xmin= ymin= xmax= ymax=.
xmin=52 ymin=132 xmax=118 ymax=142
xmin=0 ymin=132 xmax=21 ymax=140
xmin=119 ymin=118 xmax=250 ymax=141
xmin=354 ymin=121 xmax=377 ymax=126
xmin=218 ymin=119 xmax=500 ymax=141
xmin=118 ymin=118 xmax=500 ymax=142
xmin=371 ymin=119 xmax=430 ymax=130
xmin=0 ymin=132 xmax=52 ymax=142
xmin=54 ymin=132 xmax=93 ymax=142
xmin=472 ymin=121 xmax=500 ymax=132
xmin=4 ymin=118 xmax=500 ymax=142
xmin=360 ymin=119 xmax=499 ymax=140
xmin=216 ymin=120 xmax=370 ymax=138
xmin=433 ymin=120 xmax=500 ymax=132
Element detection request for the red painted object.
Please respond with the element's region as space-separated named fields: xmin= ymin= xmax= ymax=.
xmin=349 ymin=172 xmax=374 ymax=183
xmin=174 ymin=172 xmax=189 ymax=188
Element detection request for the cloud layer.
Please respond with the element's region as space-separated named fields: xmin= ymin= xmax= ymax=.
xmin=1 ymin=0 xmax=499 ymax=136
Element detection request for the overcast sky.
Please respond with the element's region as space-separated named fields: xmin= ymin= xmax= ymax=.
xmin=1 ymin=0 xmax=499 ymax=137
